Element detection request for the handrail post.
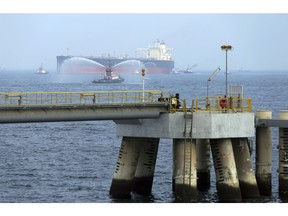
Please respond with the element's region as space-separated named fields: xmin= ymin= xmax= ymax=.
xmin=248 ymin=98 xmax=252 ymax=112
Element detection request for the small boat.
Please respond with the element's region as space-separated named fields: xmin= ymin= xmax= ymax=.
xmin=171 ymin=68 xmax=179 ymax=74
xmin=183 ymin=65 xmax=193 ymax=74
xmin=239 ymin=67 xmax=250 ymax=72
xmin=36 ymin=63 xmax=48 ymax=74
xmin=92 ymin=61 xmax=124 ymax=84
xmin=179 ymin=64 xmax=197 ymax=74
xmin=183 ymin=68 xmax=193 ymax=74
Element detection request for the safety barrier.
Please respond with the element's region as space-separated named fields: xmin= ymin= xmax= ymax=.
xmin=0 ymin=91 xmax=252 ymax=114
xmin=192 ymin=96 xmax=252 ymax=113
xmin=0 ymin=90 xmax=170 ymax=107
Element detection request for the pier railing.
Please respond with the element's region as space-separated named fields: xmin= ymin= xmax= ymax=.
xmin=0 ymin=91 xmax=252 ymax=113
xmin=0 ymin=90 xmax=170 ymax=107
xmin=192 ymin=96 xmax=252 ymax=113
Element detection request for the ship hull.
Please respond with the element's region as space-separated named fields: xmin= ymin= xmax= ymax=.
xmin=56 ymin=56 xmax=174 ymax=74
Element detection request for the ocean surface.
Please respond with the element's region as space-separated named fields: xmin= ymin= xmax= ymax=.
xmin=0 ymin=69 xmax=287 ymax=203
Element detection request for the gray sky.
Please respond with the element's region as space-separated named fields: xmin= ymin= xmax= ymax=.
xmin=0 ymin=2 xmax=288 ymax=71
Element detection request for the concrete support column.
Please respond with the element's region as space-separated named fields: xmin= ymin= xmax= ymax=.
xmin=196 ymin=139 xmax=211 ymax=190
xmin=133 ymin=138 xmax=159 ymax=195
xmin=210 ymin=138 xmax=242 ymax=202
xmin=279 ymin=110 xmax=288 ymax=197
xmin=109 ymin=137 xmax=143 ymax=198
xmin=232 ymin=138 xmax=260 ymax=198
xmin=256 ymin=110 xmax=272 ymax=195
xmin=173 ymin=139 xmax=197 ymax=202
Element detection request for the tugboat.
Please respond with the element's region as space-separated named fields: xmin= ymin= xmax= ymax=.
xmin=92 ymin=61 xmax=124 ymax=84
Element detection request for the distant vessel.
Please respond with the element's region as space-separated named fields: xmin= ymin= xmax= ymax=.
xmin=36 ymin=63 xmax=48 ymax=74
xmin=239 ymin=67 xmax=250 ymax=72
xmin=179 ymin=65 xmax=193 ymax=74
xmin=57 ymin=40 xmax=174 ymax=74
xmin=179 ymin=64 xmax=197 ymax=74
xmin=183 ymin=66 xmax=193 ymax=74
xmin=92 ymin=61 xmax=124 ymax=84
xmin=171 ymin=68 xmax=179 ymax=74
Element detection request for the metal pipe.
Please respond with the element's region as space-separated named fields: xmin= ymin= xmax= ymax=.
xmin=221 ymin=45 xmax=232 ymax=97
xmin=207 ymin=67 xmax=221 ymax=98
xmin=225 ymin=50 xmax=228 ymax=96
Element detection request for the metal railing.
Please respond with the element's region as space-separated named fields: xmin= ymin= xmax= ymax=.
xmin=0 ymin=90 xmax=170 ymax=107
xmin=0 ymin=91 xmax=252 ymax=113
xmin=192 ymin=96 xmax=252 ymax=113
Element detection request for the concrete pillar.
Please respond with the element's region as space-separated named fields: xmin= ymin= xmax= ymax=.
xmin=232 ymin=138 xmax=260 ymax=198
xmin=279 ymin=110 xmax=288 ymax=197
xmin=255 ymin=110 xmax=272 ymax=195
xmin=173 ymin=138 xmax=197 ymax=202
xmin=133 ymin=138 xmax=159 ymax=195
xmin=196 ymin=139 xmax=211 ymax=191
xmin=109 ymin=137 xmax=142 ymax=198
xmin=210 ymin=138 xmax=242 ymax=202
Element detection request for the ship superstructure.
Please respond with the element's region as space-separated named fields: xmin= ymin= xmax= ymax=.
xmin=137 ymin=40 xmax=173 ymax=61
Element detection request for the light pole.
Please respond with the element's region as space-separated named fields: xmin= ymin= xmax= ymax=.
xmin=221 ymin=45 xmax=232 ymax=97
xmin=207 ymin=66 xmax=221 ymax=98
xmin=141 ymin=68 xmax=145 ymax=102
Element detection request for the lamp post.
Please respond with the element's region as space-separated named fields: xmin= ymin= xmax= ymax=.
xmin=141 ymin=68 xmax=145 ymax=102
xmin=221 ymin=45 xmax=232 ymax=97
xmin=207 ymin=66 xmax=221 ymax=98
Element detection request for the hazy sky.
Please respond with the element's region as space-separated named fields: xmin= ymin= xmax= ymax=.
xmin=1 ymin=2 xmax=288 ymax=71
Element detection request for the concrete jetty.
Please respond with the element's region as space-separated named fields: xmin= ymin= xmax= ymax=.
xmin=1 ymin=91 xmax=288 ymax=202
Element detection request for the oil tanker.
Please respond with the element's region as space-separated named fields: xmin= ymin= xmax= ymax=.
xmin=56 ymin=40 xmax=174 ymax=74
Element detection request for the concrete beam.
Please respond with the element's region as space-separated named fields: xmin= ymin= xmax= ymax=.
xmin=0 ymin=103 xmax=168 ymax=123
xmin=117 ymin=112 xmax=255 ymax=139
xmin=256 ymin=119 xmax=288 ymax=128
